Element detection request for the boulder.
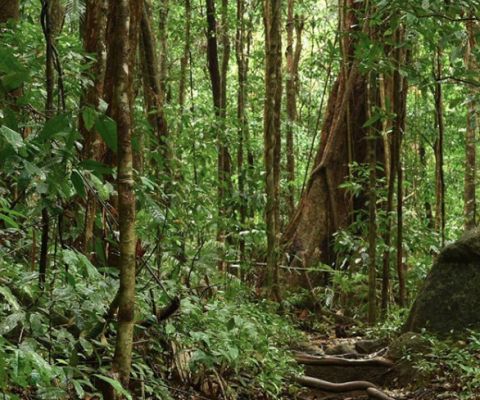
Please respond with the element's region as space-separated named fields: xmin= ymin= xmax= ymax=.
xmin=405 ymin=230 xmax=480 ymax=335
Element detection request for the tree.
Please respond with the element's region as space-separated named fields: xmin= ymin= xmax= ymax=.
xmin=140 ymin=0 xmax=170 ymax=178
xmin=285 ymin=0 xmax=303 ymax=218
xmin=80 ymin=0 xmax=108 ymax=255
xmin=263 ymin=0 xmax=282 ymax=299
xmin=464 ymin=17 xmax=478 ymax=230
xmin=283 ymin=0 xmax=371 ymax=273
xmin=205 ymin=0 xmax=233 ymax=270
xmin=105 ymin=0 xmax=141 ymax=391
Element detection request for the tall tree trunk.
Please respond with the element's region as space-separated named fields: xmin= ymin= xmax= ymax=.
xmin=106 ymin=0 xmax=140 ymax=392
xmin=367 ymin=71 xmax=378 ymax=325
xmin=263 ymin=0 xmax=282 ymax=300
xmin=394 ymin=31 xmax=408 ymax=308
xmin=464 ymin=18 xmax=478 ymax=230
xmin=285 ymin=0 xmax=303 ymax=218
xmin=380 ymin=72 xmax=395 ymax=315
xmin=178 ymin=0 xmax=191 ymax=112
xmin=236 ymin=0 xmax=248 ymax=273
xmin=158 ymin=0 xmax=169 ymax=99
xmin=434 ymin=48 xmax=446 ymax=247
xmin=39 ymin=0 xmax=63 ymax=287
xmin=205 ymin=0 xmax=233 ymax=270
xmin=283 ymin=0 xmax=370 ymax=274
xmin=140 ymin=0 xmax=170 ymax=179
xmin=81 ymin=0 xmax=108 ymax=256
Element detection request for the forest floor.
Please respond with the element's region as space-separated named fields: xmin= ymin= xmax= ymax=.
xmin=291 ymin=323 xmax=459 ymax=400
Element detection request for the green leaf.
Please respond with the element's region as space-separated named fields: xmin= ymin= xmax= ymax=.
xmin=79 ymin=159 xmax=113 ymax=176
xmin=0 ymin=213 xmax=18 ymax=228
xmin=82 ymin=106 xmax=97 ymax=131
xmin=0 ymin=286 xmax=21 ymax=310
xmin=94 ymin=375 xmax=132 ymax=400
xmin=0 ymin=126 xmax=24 ymax=153
xmin=72 ymin=380 xmax=85 ymax=399
xmin=39 ymin=114 xmax=70 ymax=141
xmin=95 ymin=115 xmax=117 ymax=153
xmin=0 ymin=312 xmax=24 ymax=335
xmin=71 ymin=170 xmax=86 ymax=198
xmin=362 ymin=113 xmax=381 ymax=128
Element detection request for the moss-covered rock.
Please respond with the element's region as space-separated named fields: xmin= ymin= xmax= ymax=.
xmin=405 ymin=230 xmax=480 ymax=336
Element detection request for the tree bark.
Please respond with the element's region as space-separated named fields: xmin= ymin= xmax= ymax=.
xmin=140 ymin=0 xmax=170 ymax=178
xmin=178 ymin=0 xmax=191 ymax=112
xmin=236 ymin=0 xmax=248 ymax=273
xmin=367 ymin=72 xmax=378 ymax=325
xmin=205 ymin=0 xmax=233 ymax=269
xmin=464 ymin=18 xmax=478 ymax=230
xmin=394 ymin=29 xmax=408 ymax=308
xmin=80 ymin=0 xmax=108 ymax=256
xmin=263 ymin=0 xmax=283 ymax=299
xmin=106 ymin=0 xmax=140 ymax=392
xmin=283 ymin=0 xmax=370 ymax=275
xmin=285 ymin=0 xmax=303 ymax=218
xmin=434 ymin=48 xmax=446 ymax=247
xmin=0 ymin=0 xmax=19 ymax=22
xmin=158 ymin=0 xmax=169 ymax=99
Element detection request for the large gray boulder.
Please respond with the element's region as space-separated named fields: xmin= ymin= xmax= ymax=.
xmin=405 ymin=230 xmax=480 ymax=335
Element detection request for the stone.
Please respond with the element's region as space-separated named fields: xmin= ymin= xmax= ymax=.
xmin=404 ymin=230 xmax=480 ymax=336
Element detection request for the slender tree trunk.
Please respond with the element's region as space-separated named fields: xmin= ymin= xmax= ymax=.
xmin=263 ymin=0 xmax=282 ymax=300
xmin=205 ymin=0 xmax=233 ymax=270
xmin=380 ymin=72 xmax=395 ymax=315
xmin=236 ymin=0 xmax=248 ymax=274
xmin=285 ymin=0 xmax=303 ymax=218
xmin=158 ymin=0 xmax=169 ymax=99
xmin=367 ymin=71 xmax=378 ymax=325
xmin=434 ymin=48 xmax=446 ymax=247
xmin=394 ymin=29 xmax=408 ymax=308
xmin=140 ymin=0 xmax=170 ymax=178
xmin=464 ymin=18 xmax=478 ymax=230
xmin=178 ymin=0 xmax=191 ymax=112
xmin=39 ymin=0 xmax=61 ymax=287
xmin=107 ymin=0 xmax=140 ymax=392
xmin=81 ymin=0 xmax=108 ymax=255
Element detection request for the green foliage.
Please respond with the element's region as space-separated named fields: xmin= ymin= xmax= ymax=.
xmin=405 ymin=331 xmax=480 ymax=399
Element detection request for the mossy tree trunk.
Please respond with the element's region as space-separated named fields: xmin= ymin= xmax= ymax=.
xmin=106 ymin=0 xmax=141 ymax=393
xmin=263 ymin=0 xmax=282 ymax=300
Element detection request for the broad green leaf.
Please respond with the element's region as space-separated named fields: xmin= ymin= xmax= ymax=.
xmin=82 ymin=106 xmax=97 ymax=131
xmin=362 ymin=113 xmax=381 ymax=128
xmin=0 ymin=213 xmax=18 ymax=228
xmin=0 ymin=286 xmax=21 ymax=310
xmin=0 ymin=312 xmax=24 ymax=335
xmin=71 ymin=170 xmax=86 ymax=198
xmin=80 ymin=159 xmax=113 ymax=176
xmin=95 ymin=115 xmax=117 ymax=152
xmin=0 ymin=125 xmax=24 ymax=152
xmin=39 ymin=114 xmax=70 ymax=141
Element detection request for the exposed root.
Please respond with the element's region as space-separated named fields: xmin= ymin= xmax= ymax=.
xmin=295 ymin=352 xmax=394 ymax=368
xmin=295 ymin=375 xmax=395 ymax=399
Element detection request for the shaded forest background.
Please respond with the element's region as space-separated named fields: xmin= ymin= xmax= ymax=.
xmin=0 ymin=0 xmax=480 ymax=399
